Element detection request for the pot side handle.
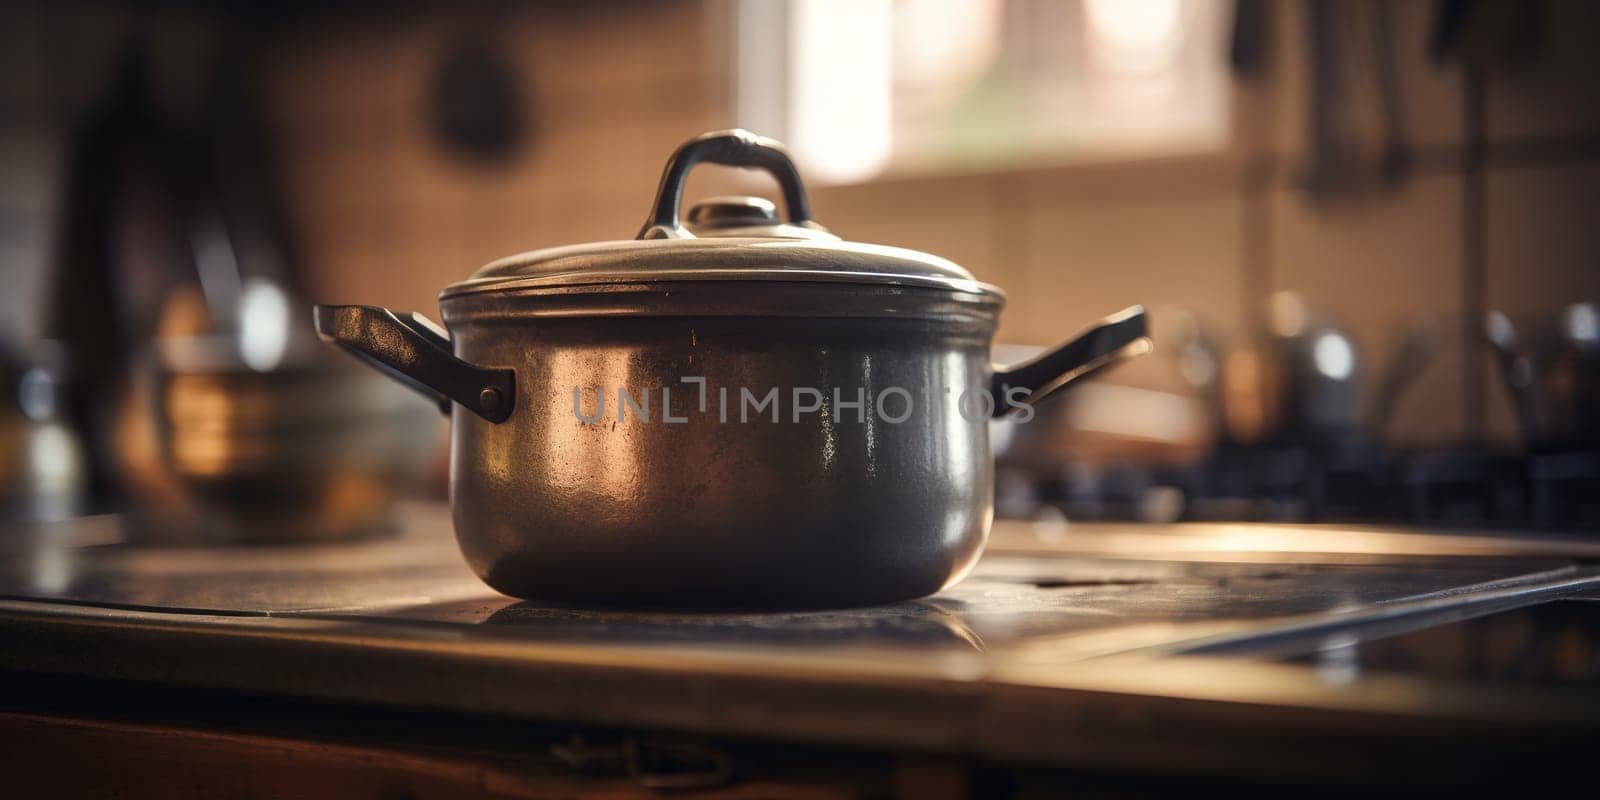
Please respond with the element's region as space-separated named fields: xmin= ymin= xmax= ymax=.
xmin=990 ymin=305 xmax=1152 ymax=418
xmin=313 ymin=304 xmax=516 ymax=423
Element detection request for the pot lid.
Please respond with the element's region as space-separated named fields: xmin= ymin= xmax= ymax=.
xmin=440 ymin=130 xmax=998 ymax=300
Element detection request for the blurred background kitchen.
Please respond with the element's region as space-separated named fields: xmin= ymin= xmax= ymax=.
xmin=2 ymin=0 xmax=1597 ymax=536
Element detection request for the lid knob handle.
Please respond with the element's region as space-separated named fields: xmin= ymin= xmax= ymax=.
xmin=637 ymin=130 xmax=820 ymax=240
xmin=687 ymin=195 xmax=780 ymax=231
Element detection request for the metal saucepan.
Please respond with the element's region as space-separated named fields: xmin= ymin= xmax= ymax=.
xmin=315 ymin=130 xmax=1149 ymax=608
xmin=1485 ymin=303 xmax=1600 ymax=450
xmin=118 ymin=330 xmax=441 ymax=545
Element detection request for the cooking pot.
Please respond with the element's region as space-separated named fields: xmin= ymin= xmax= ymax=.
xmin=118 ymin=334 xmax=440 ymax=545
xmin=315 ymin=130 xmax=1148 ymax=608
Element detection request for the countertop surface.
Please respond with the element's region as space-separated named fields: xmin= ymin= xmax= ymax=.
xmin=3 ymin=505 xmax=1599 ymax=776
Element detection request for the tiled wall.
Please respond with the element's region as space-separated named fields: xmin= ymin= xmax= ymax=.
xmin=273 ymin=0 xmax=1600 ymax=448
xmin=265 ymin=1 xmax=740 ymax=318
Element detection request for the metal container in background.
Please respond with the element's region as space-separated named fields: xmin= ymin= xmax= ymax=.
xmin=118 ymin=284 xmax=441 ymax=545
xmin=1485 ymin=303 xmax=1600 ymax=451
xmin=0 ymin=345 xmax=88 ymax=525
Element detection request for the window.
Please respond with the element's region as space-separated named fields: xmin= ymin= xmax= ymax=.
xmin=734 ymin=0 xmax=1233 ymax=184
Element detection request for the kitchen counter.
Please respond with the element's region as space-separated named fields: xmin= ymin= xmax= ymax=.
xmin=3 ymin=505 xmax=1599 ymax=790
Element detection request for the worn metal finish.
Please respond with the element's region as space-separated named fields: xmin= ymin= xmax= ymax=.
xmin=313 ymin=130 xmax=1150 ymax=607
xmin=440 ymin=288 xmax=1001 ymax=607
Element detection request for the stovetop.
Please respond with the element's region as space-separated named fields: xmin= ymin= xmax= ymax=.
xmin=3 ymin=505 xmax=1599 ymax=779
xmin=1012 ymin=444 xmax=1600 ymax=528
